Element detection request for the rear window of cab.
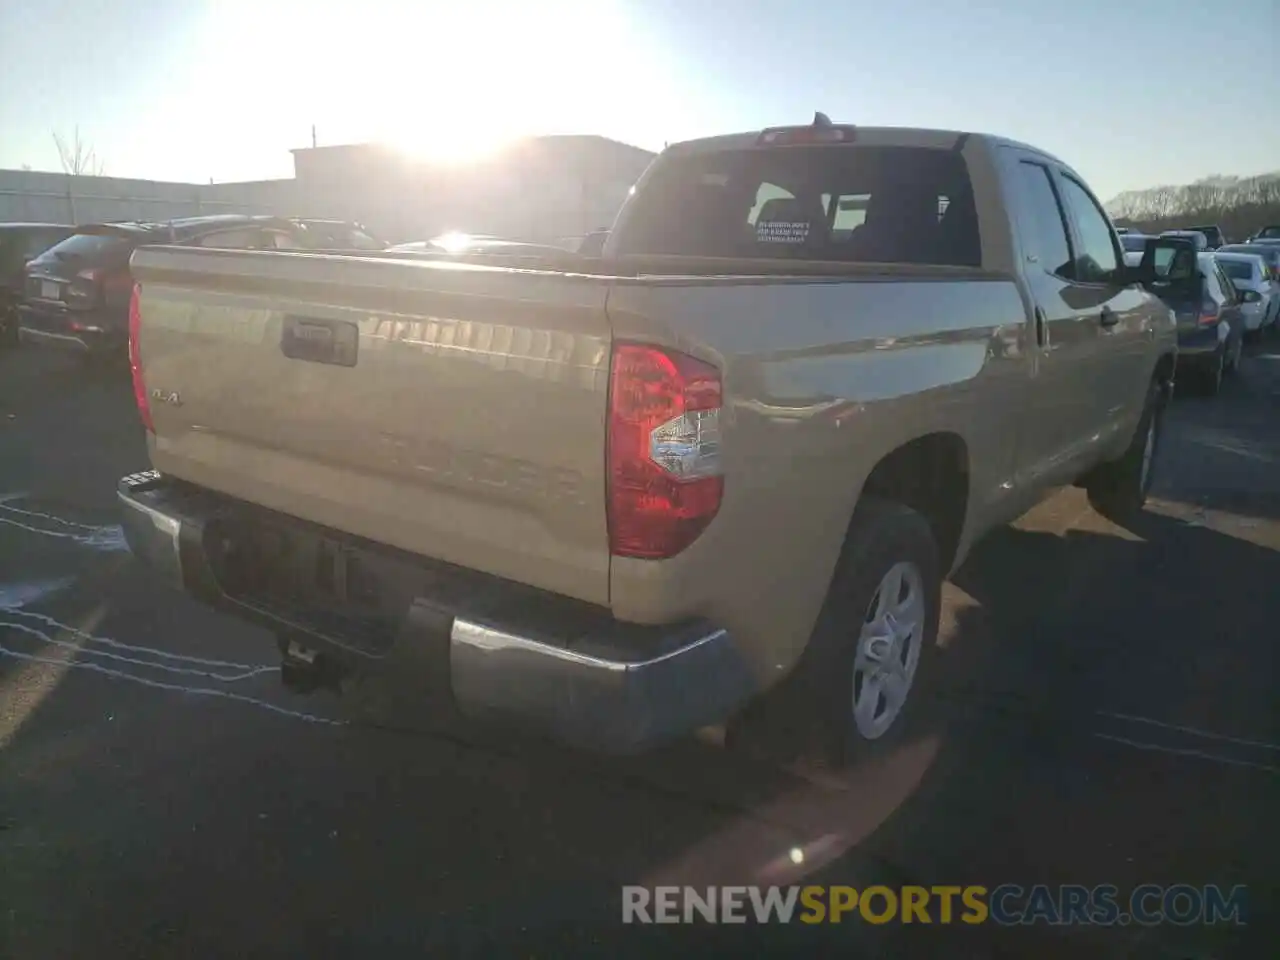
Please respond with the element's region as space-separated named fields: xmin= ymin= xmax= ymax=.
xmin=612 ymin=145 xmax=980 ymax=268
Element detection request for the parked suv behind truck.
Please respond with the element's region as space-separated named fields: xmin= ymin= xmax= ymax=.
xmin=0 ymin=222 xmax=74 ymax=345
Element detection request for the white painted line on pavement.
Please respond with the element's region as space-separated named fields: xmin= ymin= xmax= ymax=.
xmin=0 ymin=643 xmax=343 ymax=726
xmin=1093 ymin=733 xmax=1279 ymax=774
xmin=0 ymin=577 xmax=74 ymax=610
xmin=0 ymin=620 xmax=276 ymax=682
xmin=1098 ymin=710 xmax=1280 ymax=753
xmin=0 ymin=500 xmax=107 ymax=532
xmin=0 ymin=515 xmax=128 ymax=551
xmin=7 ymin=608 xmax=278 ymax=672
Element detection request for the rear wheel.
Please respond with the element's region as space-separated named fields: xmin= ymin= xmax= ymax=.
xmin=727 ymin=498 xmax=943 ymax=768
xmin=1227 ymin=333 xmax=1243 ymax=374
xmin=1198 ymin=347 xmax=1225 ymax=396
xmin=79 ymin=341 xmax=128 ymax=373
xmin=0 ymin=310 xmax=18 ymax=348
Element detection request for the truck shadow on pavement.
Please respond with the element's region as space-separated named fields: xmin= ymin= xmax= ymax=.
xmin=3 ymin=510 xmax=1278 ymax=956
xmin=258 ymin=504 xmax=1278 ymax=956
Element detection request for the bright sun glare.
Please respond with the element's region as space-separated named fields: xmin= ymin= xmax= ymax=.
xmin=315 ymin=1 xmax=641 ymax=163
xmin=199 ymin=0 xmax=678 ymax=170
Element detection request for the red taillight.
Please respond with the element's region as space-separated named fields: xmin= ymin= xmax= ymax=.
xmin=607 ymin=343 xmax=723 ymax=559
xmin=1199 ymin=304 xmax=1220 ymax=326
xmin=128 ymin=283 xmax=153 ymax=433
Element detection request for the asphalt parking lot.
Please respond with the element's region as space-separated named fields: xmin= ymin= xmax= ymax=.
xmin=1 ymin=345 xmax=1278 ymax=959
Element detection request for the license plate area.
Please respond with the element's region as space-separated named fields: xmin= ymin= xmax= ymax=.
xmin=40 ymin=280 xmax=60 ymax=300
xmin=205 ymin=514 xmax=403 ymax=655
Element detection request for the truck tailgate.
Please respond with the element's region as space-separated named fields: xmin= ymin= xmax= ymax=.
xmin=129 ymin=246 xmax=612 ymax=606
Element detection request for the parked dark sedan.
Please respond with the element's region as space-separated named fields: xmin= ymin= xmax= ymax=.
xmin=18 ymin=215 xmax=332 ymax=360
xmin=1178 ymin=252 xmax=1247 ymax=394
xmin=0 ymin=222 xmax=75 ymax=345
xmin=1126 ymin=244 xmax=1246 ymax=395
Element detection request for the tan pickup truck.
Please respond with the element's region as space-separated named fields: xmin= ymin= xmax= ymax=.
xmin=118 ymin=118 xmax=1185 ymax=760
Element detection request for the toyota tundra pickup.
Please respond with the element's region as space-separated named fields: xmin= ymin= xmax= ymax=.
xmin=117 ymin=118 xmax=1185 ymax=761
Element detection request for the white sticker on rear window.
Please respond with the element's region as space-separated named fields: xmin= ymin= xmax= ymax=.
xmin=756 ymin=221 xmax=810 ymax=244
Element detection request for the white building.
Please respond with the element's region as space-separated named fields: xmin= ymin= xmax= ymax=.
xmin=288 ymin=135 xmax=655 ymax=244
xmin=0 ymin=135 xmax=657 ymax=246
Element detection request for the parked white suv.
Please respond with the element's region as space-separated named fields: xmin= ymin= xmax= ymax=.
xmin=1215 ymin=252 xmax=1276 ymax=334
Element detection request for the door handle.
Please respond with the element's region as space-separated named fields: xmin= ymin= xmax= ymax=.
xmin=1033 ymin=306 xmax=1047 ymax=347
xmin=281 ymin=315 xmax=359 ymax=367
xmin=1099 ymin=307 xmax=1119 ymax=328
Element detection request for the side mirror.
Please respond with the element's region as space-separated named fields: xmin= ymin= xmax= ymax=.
xmin=1136 ymin=236 xmax=1199 ymax=296
xmin=1240 ymin=289 xmax=1262 ymax=304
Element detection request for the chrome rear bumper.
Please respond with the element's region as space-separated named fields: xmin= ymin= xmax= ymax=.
xmin=117 ymin=471 xmax=756 ymax=752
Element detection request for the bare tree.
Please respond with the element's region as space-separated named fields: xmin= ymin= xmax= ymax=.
xmin=52 ymin=126 xmax=104 ymax=177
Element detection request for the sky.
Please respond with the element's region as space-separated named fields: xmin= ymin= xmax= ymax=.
xmin=1 ymin=0 xmax=1277 ymax=202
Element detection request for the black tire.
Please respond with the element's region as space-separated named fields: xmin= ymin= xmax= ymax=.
xmin=1225 ymin=334 xmax=1243 ymax=376
xmin=726 ymin=497 xmax=943 ymax=768
xmin=1197 ymin=348 xmax=1225 ymax=396
xmin=79 ymin=342 xmax=128 ymax=373
xmin=1085 ymin=377 xmax=1164 ymax=523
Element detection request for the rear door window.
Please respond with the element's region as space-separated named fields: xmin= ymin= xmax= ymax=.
xmin=1202 ymin=263 xmax=1227 ymax=306
xmin=613 ymin=144 xmax=980 ymax=267
xmin=1214 ymin=263 xmax=1239 ymax=303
